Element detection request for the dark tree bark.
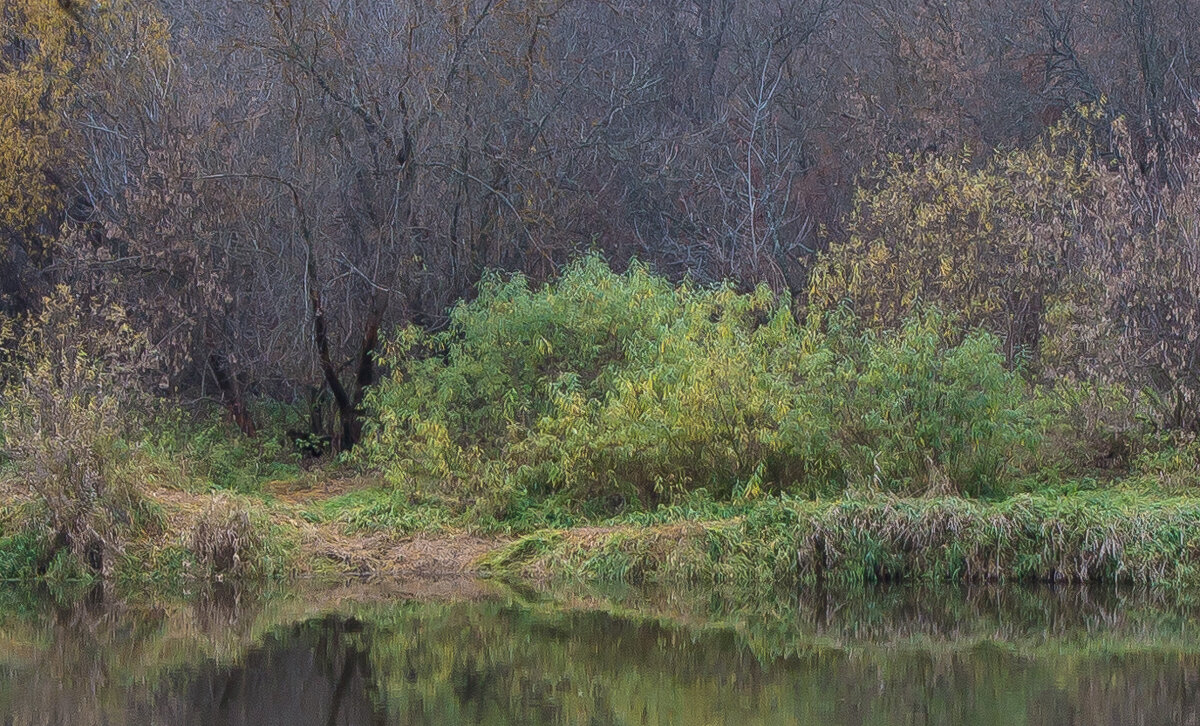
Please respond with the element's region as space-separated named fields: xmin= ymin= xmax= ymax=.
xmin=208 ymin=352 xmax=257 ymax=438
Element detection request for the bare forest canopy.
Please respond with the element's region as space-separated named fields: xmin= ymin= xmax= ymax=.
xmin=2 ymin=0 xmax=1199 ymax=446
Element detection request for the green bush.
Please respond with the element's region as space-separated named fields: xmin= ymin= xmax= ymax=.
xmin=0 ymin=526 xmax=45 ymax=581
xmin=1131 ymin=437 xmax=1200 ymax=492
xmin=1031 ymin=381 xmax=1156 ymax=475
xmin=817 ymin=311 xmax=1040 ymax=495
xmin=358 ymin=257 xmax=1040 ymax=508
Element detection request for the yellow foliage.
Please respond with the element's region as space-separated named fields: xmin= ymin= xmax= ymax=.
xmin=0 ymin=0 xmax=73 ymax=233
xmin=809 ymin=120 xmax=1100 ymax=357
xmin=0 ymin=0 xmax=171 ymax=236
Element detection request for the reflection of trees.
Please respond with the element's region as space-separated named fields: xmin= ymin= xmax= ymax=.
xmin=142 ymin=616 xmax=386 ymax=726
xmin=0 ymin=588 xmax=1199 ymax=725
xmin=0 ymin=610 xmax=386 ymax=726
xmin=364 ymin=597 xmax=1200 ymax=726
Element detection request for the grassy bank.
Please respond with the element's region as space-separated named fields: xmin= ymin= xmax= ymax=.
xmin=4 ymin=456 xmax=1200 ymax=593
xmin=481 ymin=488 xmax=1200 ymax=588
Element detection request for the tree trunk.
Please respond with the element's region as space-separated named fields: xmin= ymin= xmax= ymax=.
xmin=208 ymin=352 xmax=256 ymax=437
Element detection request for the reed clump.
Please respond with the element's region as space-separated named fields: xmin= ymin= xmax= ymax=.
xmin=188 ymin=495 xmax=266 ymax=581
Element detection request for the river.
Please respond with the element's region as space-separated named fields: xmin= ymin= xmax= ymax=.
xmin=0 ymin=580 xmax=1197 ymax=725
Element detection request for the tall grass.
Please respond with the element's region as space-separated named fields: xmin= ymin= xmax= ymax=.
xmin=483 ymin=489 xmax=1200 ymax=588
xmin=0 ymin=289 xmax=307 ymax=587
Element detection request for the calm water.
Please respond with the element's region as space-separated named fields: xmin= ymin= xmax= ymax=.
xmin=0 ymin=581 xmax=1198 ymax=725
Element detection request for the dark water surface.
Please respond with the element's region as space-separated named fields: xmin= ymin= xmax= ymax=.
xmin=1 ymin=581 xmax=1198 ymax=725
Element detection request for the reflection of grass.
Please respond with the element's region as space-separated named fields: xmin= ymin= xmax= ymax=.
xmin=2 ymin=581 xmax=1200 ymax=726
xmin=558 ymin=581 xmax=1200 ymax=660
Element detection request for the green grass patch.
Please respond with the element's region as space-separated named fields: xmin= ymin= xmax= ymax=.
xmin=306 ymin=488 xmax=456 ymax=534
xmin=0 ymin=528 xmax=46 ymax=582
xmin=141 ymin=402 xmax=306 ymax=493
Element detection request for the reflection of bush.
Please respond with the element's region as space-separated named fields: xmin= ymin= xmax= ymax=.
xmin=2 ymin=585 xmax=1200 ymax=725
xmin=361 ymin=594 xmax=1200 ymax=726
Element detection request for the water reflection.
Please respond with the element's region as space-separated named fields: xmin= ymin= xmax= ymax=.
xmin=0 ymin=583 xmax=1198 ymax=725
xmin=140 ymin=616 xmax=384 ymax=726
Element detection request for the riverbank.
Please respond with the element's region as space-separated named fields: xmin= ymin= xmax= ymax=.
xmin=482 ymin=488 xmax=1200 ymax=588
xmin=7 ymin=473 xmax=1200 ymax=595
xmin=0 ymin=475 xmax=509 ymax=594
xmin=5 ymin=257 xmax=1200 ymax=598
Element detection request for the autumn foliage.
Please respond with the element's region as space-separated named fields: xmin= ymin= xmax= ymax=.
xmin=1 ymin=0 xmax=1199 ymax=509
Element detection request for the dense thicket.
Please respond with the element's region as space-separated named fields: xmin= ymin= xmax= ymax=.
xmin=2 ymin=0 xmax=1198 ymax=445
xmin=358 ymin=257 xmax=1040 ymax=506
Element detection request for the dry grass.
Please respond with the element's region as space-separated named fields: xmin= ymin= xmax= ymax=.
xmin=293 ymin=525 xmax=506 ymax=579
xmin=262 ymin=473 xmax=384 ymax=504
xmin=135 ymin=480 xmax=509 ymax=581
xmin=189 ymin=495 xmax=263 ymax=579
xmin=387 ymin=535 xmax=507 ymax=577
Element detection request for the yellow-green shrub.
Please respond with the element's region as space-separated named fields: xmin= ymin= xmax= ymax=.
xmin=809 ymin=117 xmax=1100 ymax=360
xmin=808 ymin=108 xmax=1200 ymax=434
xmin=359 ymin=257 xmax=1039 ymax=507
xmin=0 ymin=287 xmax=157 ymax=577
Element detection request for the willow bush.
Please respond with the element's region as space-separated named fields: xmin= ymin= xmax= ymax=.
xmin=807 ymin=109 xmax=1200 ymax=433
xmin=359 ymin=257 xmax=1039 ymax=508
xmin=0 ymin=287 xmax=160 ymax=578
xmin=1075 ymin=121 xmax=1200 ymax=432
